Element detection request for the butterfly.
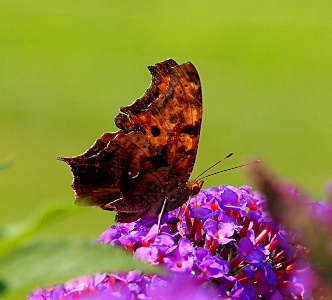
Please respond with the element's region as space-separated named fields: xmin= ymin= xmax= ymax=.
xmin=57 ymin=59 xmax=203 ymax=223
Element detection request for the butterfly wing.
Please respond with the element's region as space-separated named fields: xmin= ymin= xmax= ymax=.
xmin=57 ymin=59 xmax=202 ymax=222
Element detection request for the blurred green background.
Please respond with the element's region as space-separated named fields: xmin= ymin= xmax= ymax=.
xmin=1 ymin=0 xmax=332 ymax=238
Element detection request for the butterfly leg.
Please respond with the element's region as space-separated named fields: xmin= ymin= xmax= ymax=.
xmin=157 ymin=197 xmax=168 ymax=233
xmin=176 ymin=195 xmax=192 ymax=219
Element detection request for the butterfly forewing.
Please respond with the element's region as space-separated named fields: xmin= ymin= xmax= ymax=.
xmin=57 ymin=59 xmax=202 ymax=222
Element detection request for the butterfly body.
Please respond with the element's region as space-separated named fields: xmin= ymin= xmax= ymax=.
xmin=57 ymin=59 xmax=203 ymax=222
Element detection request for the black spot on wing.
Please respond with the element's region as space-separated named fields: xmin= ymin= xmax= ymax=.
xmin=180 ymin=122 xmax=201 ymax=137
xmin=141 ymin=153 xmax=169 ymax=170
xmin=151 ymin=126 xmax=161 ymax=137
xmin=185 ymin=149 xmax=195 ymax=156
xmin=176 ymin=145 xmax=186 ymax=154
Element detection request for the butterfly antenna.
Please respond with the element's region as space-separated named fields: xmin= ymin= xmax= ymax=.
xmin=199 ymin=160 xmax=261 ymax=180
xmin=194 ymin=152 xmax=233 ymax=181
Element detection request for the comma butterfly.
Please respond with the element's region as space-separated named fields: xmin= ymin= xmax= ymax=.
xmin=57 ymin=59 xmax=203 ymax=222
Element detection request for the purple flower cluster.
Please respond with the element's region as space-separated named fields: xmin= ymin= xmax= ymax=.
xmin=28 ymin=271 xmax=218 ymax=300
xmin=27 ymin=185 xmax=323 ymax=300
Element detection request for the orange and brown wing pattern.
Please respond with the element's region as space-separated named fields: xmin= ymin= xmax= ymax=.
xmin=57 ymin=59 xmax=202 ymax=222
xmin=115 ymin=59 xmax=202 ymax=181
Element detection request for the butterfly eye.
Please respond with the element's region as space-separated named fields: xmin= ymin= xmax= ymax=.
xmin=191 ymin=181 xmax=203 ymax=196
xmin=150 ymin=126 xmax=161 ymax=137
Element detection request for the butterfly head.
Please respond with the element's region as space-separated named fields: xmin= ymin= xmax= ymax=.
xmin=187 ymin=180 xmax=204 ymax=197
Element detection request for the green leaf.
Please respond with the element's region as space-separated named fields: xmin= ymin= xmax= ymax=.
xmin=0 ymin=204 xmax=81 ymax=256
xmin=0 ymin=237 xmax=160 ymax=299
